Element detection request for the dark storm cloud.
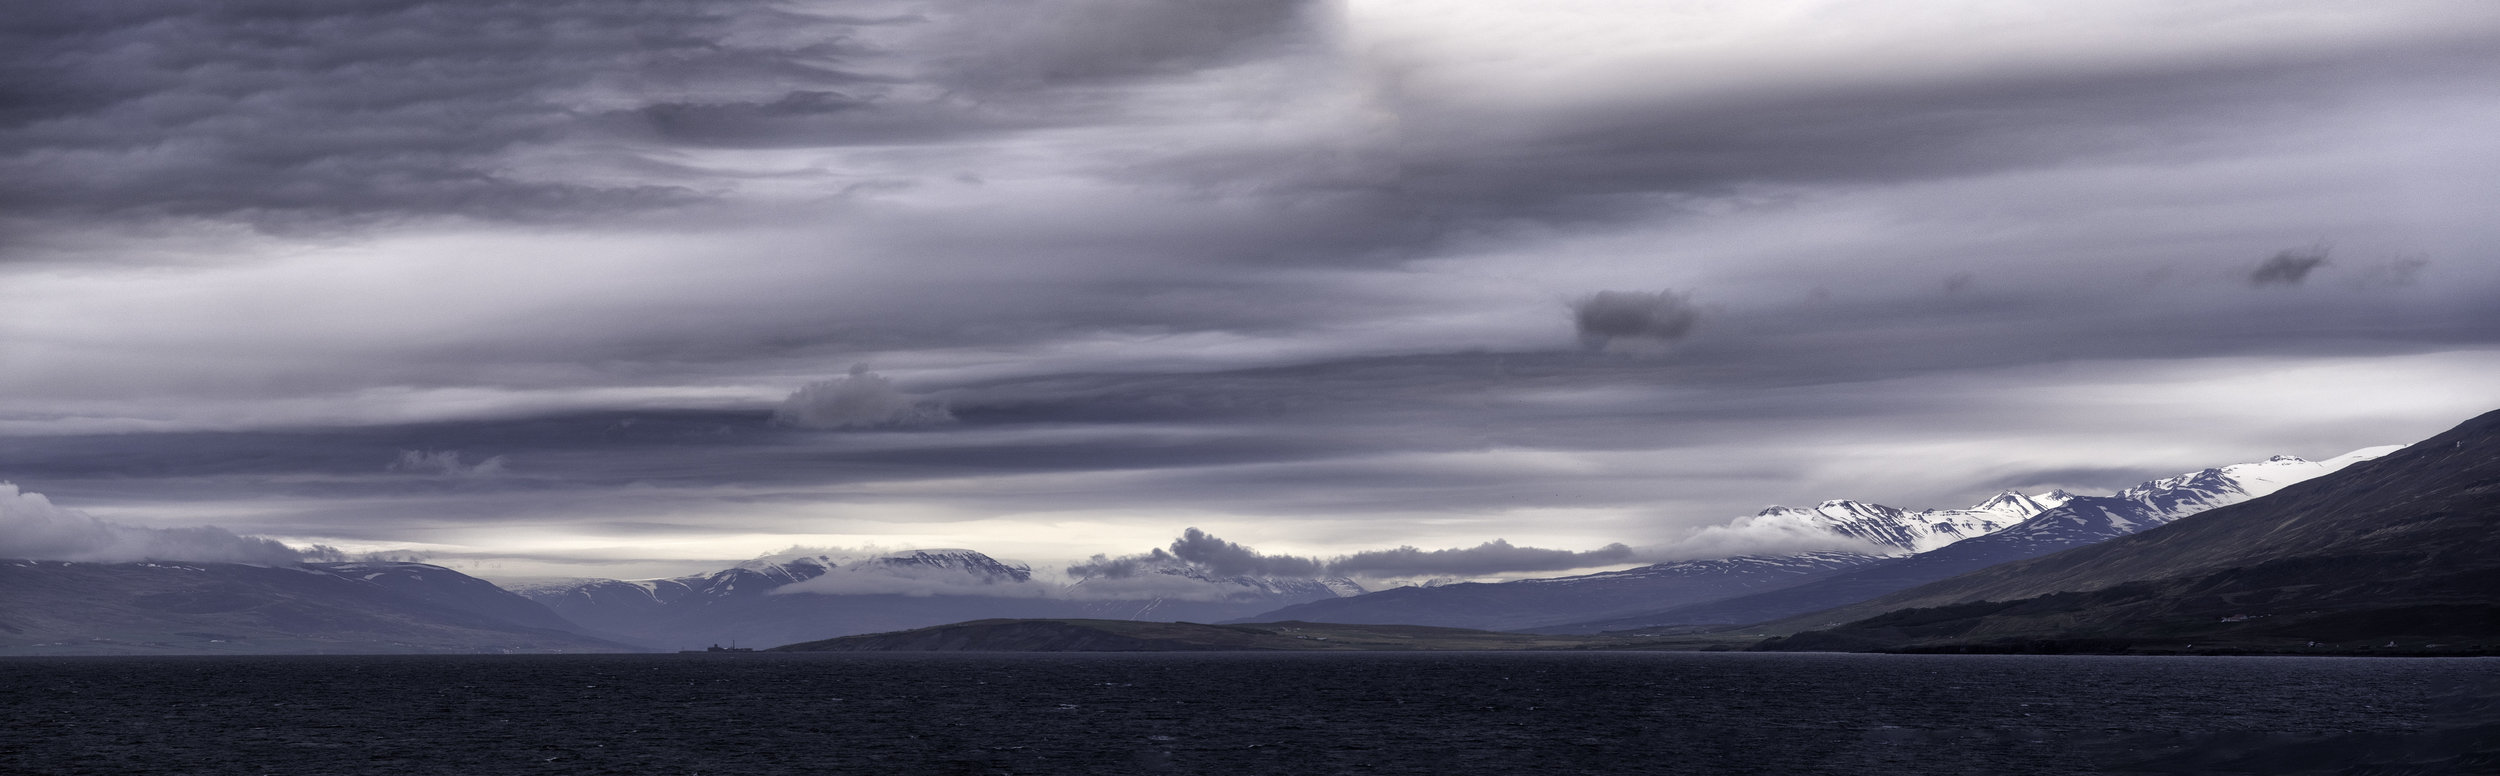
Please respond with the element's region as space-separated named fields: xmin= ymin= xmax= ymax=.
xmin=1110 ymin=526 xmax=1329 ymax=577
xmin=6 ymin=1 xmax=2497 ymax=572
xmin=628 ymin=91 xmax=1005 ymax=149
xmin=1164 ymin=526 xmax=1324 ymax=576
xmin=4 ymin=280 xmax=2492 ymax=526
xmin=1121 ymin=27 xmax=2500 ymax=263
xmin=1572 ymin=290 xmax=1701 ymax=350
xmin=0 ymin=0 xmax=1326 ymax=240
xmin=2250 ymin=245 xmax=2332 ymax=287
xmin=926 ymin=0 xmax=1314 ymax=91
xmin=0 ymin=0 xmax=776 ymax=232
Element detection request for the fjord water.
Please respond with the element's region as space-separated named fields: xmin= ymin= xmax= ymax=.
xmin=6 ymin=652 xmax=2492 ymax=775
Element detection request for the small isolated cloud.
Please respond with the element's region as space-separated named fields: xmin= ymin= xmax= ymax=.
xmin=1331 ymin=539 xmax=1635 ymax=577
xmin=772 ymin=366 xmax=955 ymax=430
xmin=0 ymin=482 xmax=304 ymax=564
xmin=2349 ymin=255 xmax=2431 ymax=289
xmin=2249 ymin=245 xmax=2330 ymax=287
xmin=388 ymin=450 xmax=507 ymax=477
xmin=1572 ymin=290 xmax=1701 ymax=350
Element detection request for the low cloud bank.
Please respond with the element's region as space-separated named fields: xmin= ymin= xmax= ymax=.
xmin=0 ymin=482 xmax=306 ymax=565
xmin=772 ymin=366 xmax=955 ymax=430
xmin=1068 ymin=528 xmax=1639 ymax=583
xmin=1650 ymin=510 xmax=1898 ymax=561
xmin=757 ymin=544 xmax=1283 ymax=602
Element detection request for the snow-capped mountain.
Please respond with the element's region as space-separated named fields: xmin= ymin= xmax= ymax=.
xmin=1548 ymin=446 xmax=2400 ymax=633
xmin=1954 ymin=446 xmax=2400 ymax=556
xmin=2116 ymin=447 xmax=2400 ymax=515
xmin=851 ymin=549 xmax=1035 ymax=582
xmin=1752 ymin=414 xmax=2500 ymax=652
xmin=1748 ymin=489 xmax=2075 ymax=554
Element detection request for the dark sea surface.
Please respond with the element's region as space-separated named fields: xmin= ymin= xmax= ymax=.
xmin=4 ymin=652 xmax=2494 ymax=775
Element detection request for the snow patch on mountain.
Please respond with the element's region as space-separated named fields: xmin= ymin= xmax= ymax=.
xmin=1694 ymin=488 xmax=2074 ymax=557
xmin=758 ymin=549 xmax=1045 ymax=597
xmin=1976 ymin=445 xmax=2400 ymax=552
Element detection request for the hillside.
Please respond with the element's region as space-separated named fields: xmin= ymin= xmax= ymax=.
xmin=1553 ymin=449 xmax=2390 ymax=633
xmin=0 ymin=560 xmax=636 ymax=655
xmin=1755 ymin=409 xmax=2500 ymax=654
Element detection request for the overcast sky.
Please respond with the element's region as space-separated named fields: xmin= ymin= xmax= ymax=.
xmin=4 ymin=0 xmax=2497 ymax=581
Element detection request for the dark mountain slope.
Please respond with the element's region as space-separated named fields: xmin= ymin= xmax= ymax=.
xmin=307 ymin=561 xmax=586 ymax=634
xmin=1556 ymin=496 xmax=2215 ymax=633
xmin=1757 ymin=409 xmax=2500 ymax=653
xmin=1552 ymin=449 xmax=2392 ymax=634
xmin=1241 ymin=553 xmax=1883 ymax=631
xmin=0 ymin=560 xmax=637 ymax=655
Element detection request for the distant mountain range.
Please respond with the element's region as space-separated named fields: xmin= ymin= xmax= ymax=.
xmin=1756 ymin=412 xmax=2498 ymax=654
xmin=508 ymin=549 xmax=1365 ymax=650
xmin=0 ymin=560 xmax=629 ymax=655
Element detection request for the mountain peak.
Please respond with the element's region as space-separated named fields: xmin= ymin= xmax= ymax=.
xmin=1971 ymin=490 xmax=2037 ymax=513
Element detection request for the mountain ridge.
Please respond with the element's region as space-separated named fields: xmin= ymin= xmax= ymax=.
xmin=0 ymin=559 xmax=635 ymax=655
xmin=1754 ymin=411 xmax=2500 ymax=653
xmin=1543 ymin=447 xmax=2394 ymax=634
